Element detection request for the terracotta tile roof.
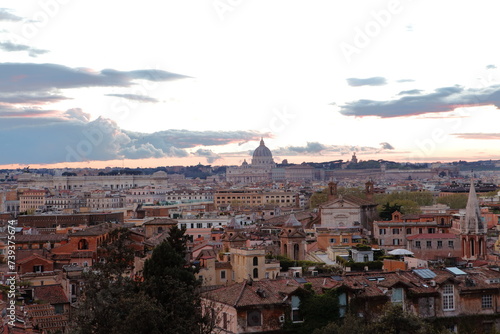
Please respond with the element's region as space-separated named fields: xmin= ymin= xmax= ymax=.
xmin=215 ymin=262 xmax=232 ymax=269
xmin=33 ymin=285 xmax=69 ymax=305
xmin=143 ymin=217 xmax=178 ymax=225
xmin=70 ymin=251 xmax=94 ymax=258
xmin=202 ymin=279 xmax=301 ymax=307
xmin=16 ymin=234 xmax=68 ymax=243
xmin=71 ymin=223 xmax=116 ymax=236
xmin=17 ymin=253 xmax=53 ymax=265
xmin=263 ymin=211 xmax=316 ymax=226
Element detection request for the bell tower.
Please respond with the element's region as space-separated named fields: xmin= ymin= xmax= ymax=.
xmin=461 ymin=179 xmax=486 ymax=260
xmin=279 ymin=214 xmax=307 ymax=261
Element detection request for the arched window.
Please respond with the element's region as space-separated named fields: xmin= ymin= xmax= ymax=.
xmin=253 ymin=256 xmax=258 ymax=266
xmin=253 ymin=268 xmax=259 ymax=279
xmin=78 ymin=239 xmax=89 ymax=250
xmin=293 ymin=244 xmax=300 ymax=260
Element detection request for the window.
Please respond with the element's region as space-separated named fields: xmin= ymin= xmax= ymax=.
xmin=222 ymin=312 xmax=228 ymax=330
xmin=33 ymin=265 xmax=43 ymax=273
xmin=247 ymin=309 xmax=262 ymax=326
xmin=448 ymin=241 xmax=454 ymax=248
xmin=437 ymin=240 xmax=443 ymax=248
xmin=426 ymin=241 xmax=432 ymax=248
xmin=392 ymin=228 xmax=399 ymax=235
xmin=291 ymin=296 xmax=303 ymax=322
xmin=379 ymin=228 xmax=386 ymax=235
xmin=342 ymin=238 xmax=349 ymax=243
xmin=482 ymin=295 xmax=493 ymax=309
xmin=253 ymin=256 xmax=259 ymax=266
xmin=406 ymin=228 xmax=411 ymax=234
xmin=442 ymin=284 xmax=455 ymax=311
xmin=197 ymin=223 xmax=202 ymax=228
xmin=253 ymin=268 xmax=259 ymax=279
xmin=330 ymin=238 xmax=336 ymax=243
xmin=392 ymin=287 xmax=403 ymax=303
xmin=393 ymin=239 xmax=400 ymax=245
xmin=415 ymin=241 xmax=421 ymax=248
xmin=338 ymin=292 xmax=347 ymax=317
xmin=221 ymin=270 xmax=226 ymax=280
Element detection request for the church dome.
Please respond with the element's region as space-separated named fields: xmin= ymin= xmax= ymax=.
xmin=251 ymin=139 xmax=275 ymax=166
xmin=253 ymin=139 xmax=273 ymax=158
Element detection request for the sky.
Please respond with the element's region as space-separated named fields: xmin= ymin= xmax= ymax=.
xmin=1 ymin=0 xmax=500 ymax=169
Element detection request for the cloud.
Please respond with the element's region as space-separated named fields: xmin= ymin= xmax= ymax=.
xmin=397 ymin=89 xmax=422 ymax=95
xmin=0 ymin=113 xmax=265 ymax=164
xmin=0 ymin=41 xmax=49 ymax=57
xmin=0 ymin=92 xmax=68 ymax=104
xmin=0 ymin=63 xmax=188 ymax=93
xmin=346 ymin=77 xmax=387 ymax=87
xmin=379 ymin=142 xmax=395 ymax=150
xmin=192 ymin=149 xmax=222 ymax=164
xmin=397 ymin=79 xmax=415 ymax=83
xmin=0 ymin=8 xmax=22 ymax=21
xmin=105 ymin=93 xmax=158 ymax=103
xmin=452 ymin=133 xmax=500 ymax=140
xmin=274 ymin=142 xmax=327 ymax=155
xmin=486 ymin=64 xmax=497 ymax=70
xmin=339 ymin=85 xmax=500 ymax=118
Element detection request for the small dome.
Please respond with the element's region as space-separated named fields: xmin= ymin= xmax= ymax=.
xmin=283 ymin=214 xmax=302 ymax=228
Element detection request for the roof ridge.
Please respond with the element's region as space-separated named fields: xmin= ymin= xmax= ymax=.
xmin=234 ymin=280 xmax=248 ymax=307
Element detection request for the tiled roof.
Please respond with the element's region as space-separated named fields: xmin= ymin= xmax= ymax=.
xmin=70 ymin=251 xmax=94 ymax=258
xmin=143 ymin=217 xmax=178 ymax=225
xmin=33 ymin=285 xmax=69 ymax=305
xmin=17 ymin=253 xmax=53 ymax=265
xmin=202 ymin=279 xmax=301 ymax=307
xmin=16 ymin=234 xmax=68 ymax=243
xmin=264 ymin=211 xmax=315 ymax=226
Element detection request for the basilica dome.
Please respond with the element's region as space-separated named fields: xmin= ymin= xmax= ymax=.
xmin=251 ymin=139 xmax=275 ymax=166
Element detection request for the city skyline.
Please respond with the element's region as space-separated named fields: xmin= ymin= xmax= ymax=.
xmin=1 ymin=1 xmax=500 ymax=169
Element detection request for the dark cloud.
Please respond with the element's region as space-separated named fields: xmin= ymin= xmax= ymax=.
xmin=192 ymin=149 xmax=222 ymax=164
xmin=0 ymin=42 xmax=49 ymax=57
xmin=0 ymin=113 xmax=264 ymax=164
xmin=452 ymin=133 xmax=500 ymax=140
xmin=397 ymin=89 xmax=422 ymax=96
xmin=379 ymin=142 xmax=395 ymax=150
xmin=347 ymin=77 xmax=387 ymax=87
xmin=486 ymin=64 xmax=497 ymax=70
xmin=105 ymin=93 xmax=158 ymax=103
xmin=0 ymin=8 xmax=22 ymax=21
xmin=0 ymin=63 xmax=188 ymax=93
xmin=339 ymin=85 xmax=500 ymax=118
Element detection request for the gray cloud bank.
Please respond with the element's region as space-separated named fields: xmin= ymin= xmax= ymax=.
xmin=0 ymin=111 xmax=264 ymax=164
xmin=339 ymin=85 xmax=500 ymax=118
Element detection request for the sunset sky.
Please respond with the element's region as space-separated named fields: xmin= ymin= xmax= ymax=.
xmin=1 ymin=1 xmax=500 ymax=169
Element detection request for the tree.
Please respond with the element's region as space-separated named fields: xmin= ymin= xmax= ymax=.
xmin=71 ymin=226 xmax=211 ymax=334
xmin=70 ymin=227 xmax=138 ymax=334
xmin=312 ymin=304 xmax=452 ymax=334
xmin=437 ymin=193 xmax=468 ymax=209
xmin=312 ymin=312 xmax=371 ymax=334
xmin=290 ymin=289 xmax=340 ymax=334
xmin=141 ymin=231 xmax=208 ymax=334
